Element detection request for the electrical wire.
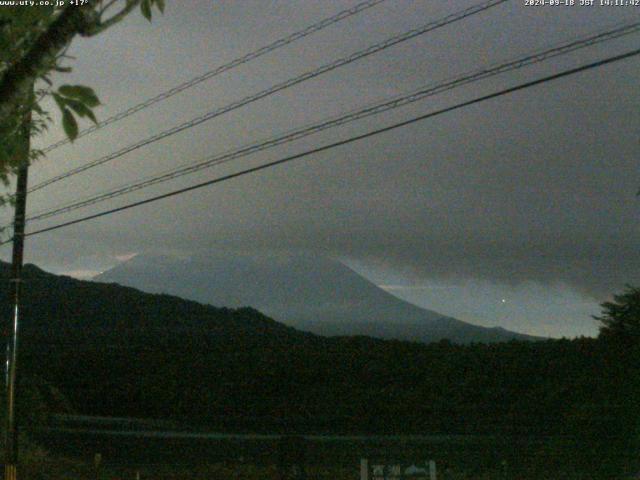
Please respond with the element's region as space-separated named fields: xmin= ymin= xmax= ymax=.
xmin=23 ymin=21 xmax=640 ymax=224
xmin=5 ymin=47 xmax=637 ymax=245
xmin=40 ymin=0 xmax=388 ymax=153
xmin=28 ymin=0 xmax=508 ymax=194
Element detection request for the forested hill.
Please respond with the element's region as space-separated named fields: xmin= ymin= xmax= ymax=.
xmin=3 ymin=262 xmax=307 ymax=342
xmin=0 ymin=261 xmax=638 ymax=475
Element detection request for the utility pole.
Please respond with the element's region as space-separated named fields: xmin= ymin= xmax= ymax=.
xmin=4 ymin=91 xmax=31 ymax=480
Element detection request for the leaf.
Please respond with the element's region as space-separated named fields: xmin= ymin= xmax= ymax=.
xmin=58 ymin=84 xmax=100 ymax=107
xmin=65 ymin=98 xmax=97 ymax=124
xmin=62 ymin=108 xmax=78 ymax=142
xmin=52 ymin=92 xmax=66 ymax=111
xmin=53 ymin=66 xmax=72 ymax=73
xmin=155 ymin=0 xmax=165 ymax=14
xmin=141 ymin=0 xmax=152 ymax=21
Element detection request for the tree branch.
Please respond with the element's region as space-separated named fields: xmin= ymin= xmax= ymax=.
xmin=0 ymin=0 xmax=143 ymax=123
xmin=0 ymin=5 xmax=94 ymax=122
xmin=99 ymin=0 xmax=120 ymax=16
xmin=87 ymin=0 xmax=141 ymax=36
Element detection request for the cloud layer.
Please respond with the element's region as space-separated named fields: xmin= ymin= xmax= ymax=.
xmin=3 ymin=1 xmax=638 ymax=336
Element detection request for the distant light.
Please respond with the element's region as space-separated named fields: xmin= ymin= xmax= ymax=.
xmin=501 ymin=299 xmax=506 ymax=303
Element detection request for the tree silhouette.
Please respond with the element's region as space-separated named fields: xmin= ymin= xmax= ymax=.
xmin=0 ymin=1 xmax=164 ymax=193
xmin=594 ymin=285 xmax=640 ymax=343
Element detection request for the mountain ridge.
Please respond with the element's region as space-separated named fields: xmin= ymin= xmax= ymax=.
xmin=95 ymin=252 xmax=542 ymax=344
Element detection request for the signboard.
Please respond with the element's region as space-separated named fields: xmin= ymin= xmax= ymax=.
xmin=360 ymin=459 xmax=436 ymax=480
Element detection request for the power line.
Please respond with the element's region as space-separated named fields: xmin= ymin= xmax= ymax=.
xmin=40 ymin=0 xmax=388 ymax=154
xmin=7 ymin=47 xmax=638 ymax=245
xmin=28 ymin=0 xmax=508 ymax=194
xmin=23 ymin=21 xmax=640 ymax=224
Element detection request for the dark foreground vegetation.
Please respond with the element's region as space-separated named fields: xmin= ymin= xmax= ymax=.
xmin=0 ymin=263 xmax=638 ymax=478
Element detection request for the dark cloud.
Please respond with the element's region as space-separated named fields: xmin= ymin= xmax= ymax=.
xmin=4 ymin=1 xmax=639 ymax=335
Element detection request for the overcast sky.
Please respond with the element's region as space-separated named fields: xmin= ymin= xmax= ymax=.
xmin=2 ymin=0 xmax=639 ymax=338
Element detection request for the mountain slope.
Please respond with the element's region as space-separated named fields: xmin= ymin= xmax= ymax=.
xmin=95 ymin=252 xmax=540 ymax=343
xmin=0 ymin=260 xmax=622 ymax=444
xmin=0 ymin=261 xmax=318 ymax=420
xmin=0 ymin=261 xmax=305 ymax=342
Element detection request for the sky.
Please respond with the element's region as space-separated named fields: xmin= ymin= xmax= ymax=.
xmin=1 ymin=0 xmax=639 ymax=338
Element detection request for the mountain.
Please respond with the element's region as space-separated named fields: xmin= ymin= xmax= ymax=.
xmin=0 ymin=261 xmax=316 ymax=422
xmin=94 ymin=252 xmax=540 ymax=344
xmin=0 ymin=262 xmax=633 ymax=477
